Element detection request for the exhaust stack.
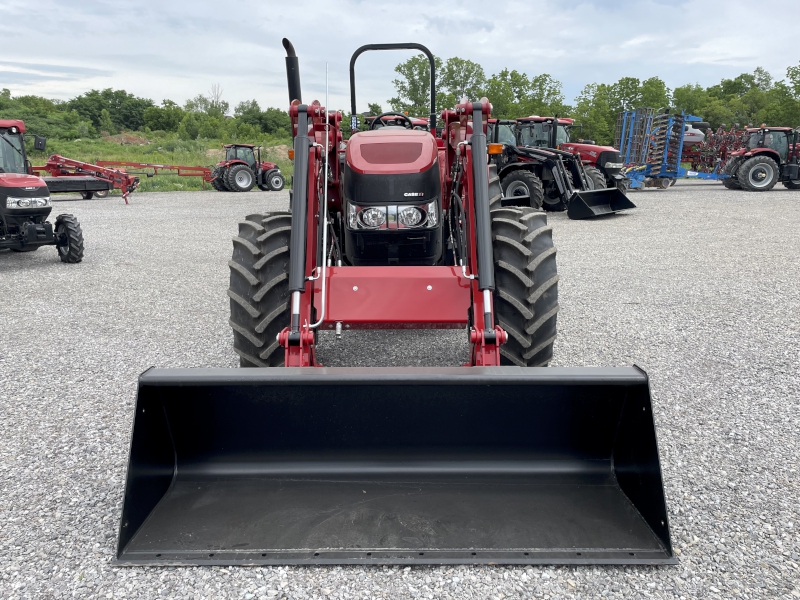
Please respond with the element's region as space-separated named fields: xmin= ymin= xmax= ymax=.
xmin=283 ymin=38 xmax=302 ymax=104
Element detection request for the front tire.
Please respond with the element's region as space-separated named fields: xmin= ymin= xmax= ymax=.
xmin=782 ymin=180 xmax=800 ymax=190
xmin=55 ymin=214 xmax=84 ymax=263
xmin=501 ymin=170 xmax=545 ymax=210
xmin=723 ymin=177 xmax=741 ymax=189
xmin=739 ymin=156 xmax=779 ymax=191
xmin=491 ymin=206 xmax=559 ymax=367
xmin=583 ymin=166 xmax=606 ymax=190
xmin=228 ymin=212 xmax=292 ymax=367
xmin=226 ymin=164 xmax=255 ymax=192
xmin=80 ymin=191 xmax=94 ymax=200
xmin=267 ymin=171 xmax=285 ymax=191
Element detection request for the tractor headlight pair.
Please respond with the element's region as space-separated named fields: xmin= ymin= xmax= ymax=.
xmin=6 ymin=196 xmax=51 ymax=209
xmin=348 ymin=201 xmax=438 ymax=230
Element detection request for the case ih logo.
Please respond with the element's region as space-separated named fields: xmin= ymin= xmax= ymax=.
xmin=403 ymin=192 xmax=424 ymax=197
xmin=24 ymin=187 xmax=38 ymax=190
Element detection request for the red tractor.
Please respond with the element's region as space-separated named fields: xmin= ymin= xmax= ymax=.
xmin=0 ymin=119 xmax=84 ymax=261
xmin=210 ymin=143 xmax=285 ymax=193
xmin=722 ymin=126 xmax=800 ymax=191
xmin=117 ymin=40 xmax=673 ymax=567
xmin=518 ymin=116 xmax=629 ymax=191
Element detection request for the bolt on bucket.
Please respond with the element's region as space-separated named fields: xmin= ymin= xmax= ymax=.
xmin=567 ymin=187 xmax=636 ymax=220
xmin=116 ymin=366 xmax=675 ymax=566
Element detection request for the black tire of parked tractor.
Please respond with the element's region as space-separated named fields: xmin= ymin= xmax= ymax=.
xmin=211 ymin=167 xmax=227 ymax=191
xmin=226 ymin=164 xmax=256 ymax=192
xmin=722 ymin=177 xmax=741 ymax=190
xmin=491 ymin=206 xmax=559 ymax=367
xmin=94 ymin=189 xmax=109 ymax=198
xmin=738 ymin=156 xmax=779 ymax=192
xmin=583 ymin=165 xmax=606 ymax=190
xmin=267 ymin=171 xmax=285 ymax=192
xmin=500 ymin=169 xmax=544 ymax=210
xmin=782 ymin=179 xmax=800 ymax=189
xmin=55 ymin=214 xmax=84 ymax=263
xmin=228 ymin=212 xmax=292 ymax=367
xmin=80 ymin=191 xmax=94 ymax=200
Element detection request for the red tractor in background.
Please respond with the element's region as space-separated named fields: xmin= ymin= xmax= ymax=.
xmin=0 ymin=119 xmax=84 ymax=261
xmin=722 ymin=126 xmax=800 ymax=191
xmin=211 ymin=143 xmax=285 ymax=193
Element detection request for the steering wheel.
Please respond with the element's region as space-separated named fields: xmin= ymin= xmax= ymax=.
xmin=369 ymin=112 xmax=414 ymax=130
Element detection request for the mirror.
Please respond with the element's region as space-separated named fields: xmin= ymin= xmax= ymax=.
xmin=33 ymin=135 xmax=47 ymax=152
xmin=541 ymin=123 xmax=552 ymax=133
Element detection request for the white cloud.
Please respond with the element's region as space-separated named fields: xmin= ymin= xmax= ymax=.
xmin=0 ymin=0 xmax=794 ymax=113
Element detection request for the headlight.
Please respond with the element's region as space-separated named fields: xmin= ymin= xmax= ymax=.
xmin=347 ymin=201 xmax=439 ymax=230
xmin=398 ymin=206 xmax=423 ymax=227
xmin=425 ymin=201 xmax=437 ymax=227
xmin=359 ymin=207 xmax=386 ymax=229
xmin=6 ymin=196 xmax=51 ymax=209
xmin=603 ymin=162 xmax=624 ymax=169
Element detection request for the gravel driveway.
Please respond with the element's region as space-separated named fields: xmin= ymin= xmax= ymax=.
xmin=1 ymin=181 xmax=798 ymax=599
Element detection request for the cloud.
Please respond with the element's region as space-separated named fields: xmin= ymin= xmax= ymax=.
xmin=0 ymin=0 xmax=795 ymax=112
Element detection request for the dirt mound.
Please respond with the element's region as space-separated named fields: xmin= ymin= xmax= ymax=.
xmin=102 ymin=132 xmax=149 ymax=146
xmin=266 ymin=144 xmax=290 ymax=162
xmin=205 ymin=148 xmax=224 ymax=159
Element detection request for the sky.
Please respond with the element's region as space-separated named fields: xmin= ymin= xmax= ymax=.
xmin=1 ymin=0 xmax=796 ymax=114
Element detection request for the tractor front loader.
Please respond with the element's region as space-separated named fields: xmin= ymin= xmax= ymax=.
xmin=116 ymin=40 xmax=674 ymax=566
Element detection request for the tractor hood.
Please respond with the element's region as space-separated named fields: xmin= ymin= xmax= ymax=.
xmin=346 ymin=129 xmax=438 ymax=175
xmin=0 ymin=172 xmax=48 ymax=189
xmin=560 ymin=142 xmax=617 ymax=156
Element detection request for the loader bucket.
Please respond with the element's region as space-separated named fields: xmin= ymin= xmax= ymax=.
xmin=567 ymin=187 xmax=636 ymax=219
xmin=117 ymin=366 xmax=676 ymax=566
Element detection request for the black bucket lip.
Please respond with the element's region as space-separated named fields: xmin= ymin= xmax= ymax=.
xmin=138 ymin=366 xmax=649 ymax=387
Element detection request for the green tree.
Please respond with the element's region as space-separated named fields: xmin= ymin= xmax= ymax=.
xmin=572 ymin=83 xmax=614 ymax=145
xmin=367 ymin=102 xmax=383 ymax=116
xmin=143 ymin=100 xmax=184 ymax=132
xmin=177 ymin=113 xmax=200 ymax=140
xmin=440 ymin=57 xmax=486 ymax=103
xmin=389 ymin=53 xmax=443 ymax=116
xmin=234 ymin=99 xmax=263 ymax=129
xmin=640 ymin=77 xmax=670 ymax=110
xmin=672 ymin=84 xmax=709 ymax=115
xmin=67 ymin=88 xmax=153 ymax=130
xmin=98 ymin=108 xmax=116 ymax=134
xmin=261 ymin=107 xmax=291 ymax=137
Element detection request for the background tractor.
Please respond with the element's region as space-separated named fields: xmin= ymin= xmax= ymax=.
xmin=210 ymin=143 xmax=285 ymax=193
xmin=0 ymin=119 xmax=84 ymax=262
xmin=722 ymin=127 xmax=800 ymax=191
xmin=488 ymin=117 xmax=634 ymax=218
xmin=116 ymin=39 xmax=673 ymax=567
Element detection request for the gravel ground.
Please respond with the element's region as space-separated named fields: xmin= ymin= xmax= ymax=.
xmin=1 ymin=181 xmax=799 ymax=599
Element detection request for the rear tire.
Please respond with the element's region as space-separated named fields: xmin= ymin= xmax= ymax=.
xmin=55 ymin=214 xmax=84 ymax=263
xmin=226 ymin=164 xmax=255 ymax=192
xmin=491 ymin=206 xmax=559 ymax=367
xmin=228 ymin=212 xmax=292 ymax=367
xmin=738 ymin=156 xmax=779 ymax=191
xmin=211 ymin=166 xmax=227 ymax=191
xmin=583 ymin=166 xmax=606 ymax=190
xmin=501 ymin=170 xmax=544 ymax=210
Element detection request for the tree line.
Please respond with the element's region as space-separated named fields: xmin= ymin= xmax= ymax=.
xmin=3 ymin=56 xmax=799 ymax=148
xmin=385 ymin=55 xmax=800 ymax=145
xmin=0 ymin=86 xmax=292 ymax=143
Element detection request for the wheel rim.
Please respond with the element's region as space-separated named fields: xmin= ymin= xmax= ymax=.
xmin=748 ymin=163 xmax=775 ymax=188
xmin=271 ymin=175 xmax=283 ymax=188
xmin=505 ymin=181 xmax=529 ymax=198
xmin=235 ymin=170 xmax=253 ymax=187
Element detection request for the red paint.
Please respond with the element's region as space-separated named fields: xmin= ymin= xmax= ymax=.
xmin=347 ymin=130 xmax=438 ymax=175
xmin=0 ymin=173 xmax=47 ymax=188
xmin=0 ymin=119 xmax=26 ymax=132
xmin=313 ymin=266 xmax=471 ymax=328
